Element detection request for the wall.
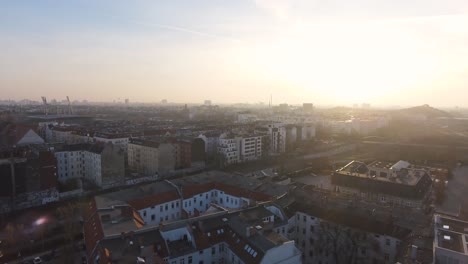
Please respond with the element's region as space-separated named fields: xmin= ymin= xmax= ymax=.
xmin=139 ymin=199 xmax=181 ymax=225
xmin=289 ymin=211 xmax=400 ymax=264
xmin=101 ymin=144 xmax=125 ymax=187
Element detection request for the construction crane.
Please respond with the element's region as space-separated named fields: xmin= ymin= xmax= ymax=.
xmin=66 ymin=96 xmax=74 ymax=115
xmin=41 ymin=96 xmax=48 ymax=115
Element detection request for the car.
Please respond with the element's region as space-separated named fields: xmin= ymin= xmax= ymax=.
xmin=33 ymin=257 xmax=42 ymax=264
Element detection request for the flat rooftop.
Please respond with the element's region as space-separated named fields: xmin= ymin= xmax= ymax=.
xmin=434 ymin=215 xmax=468 ymax=254
xmin=437 ymin=230 xmax=465 ymax=253
xmin=368 ymin=161 xmax=393 ymax=170
xmin=336 ymin=160 xmax=427 ymax=186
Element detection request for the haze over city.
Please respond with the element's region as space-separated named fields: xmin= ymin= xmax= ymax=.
xmin=3 ymin=2 xmax=468 ymax=264
xmin=2 ymin=0 xmax=468 ymax=106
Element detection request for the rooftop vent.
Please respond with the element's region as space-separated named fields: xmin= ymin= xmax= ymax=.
xmin=255 ymin=225 xmax=263 ymax=231
xmin=443 ymin=225 xmax=450 ymax=230
xmin=222 ymin=218 xmax=228 ymax=222
xmin=443 ymin=235 xmax=451 ymax=241
xmin=111 ymin=220 xmax=118 ymax=224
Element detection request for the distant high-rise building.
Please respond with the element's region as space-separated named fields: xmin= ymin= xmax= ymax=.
xmin=303 ymin=103 xmax=314 ymax=113
xmin=204 ymin=100 xmax=212 ymax=106
xmin=124 ymin=98 xmax=129 ymax=105
xmin=278 ymin=103 xmax=289 ymax=112
xmin=161 ymin=99 xmax=167 ymax=104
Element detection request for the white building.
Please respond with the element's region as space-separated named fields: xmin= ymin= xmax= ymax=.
xmin=239 ymin=135 xmax=263 ymax=161
xmin=86 ymin=203 xmax=302 ymax=264
xmin=94 ymin=134 xmax=129 ymax=149
xmin=266 ymin=123 xmax=287 ymax=154
xmin=55 ymin=143 xmax=125 ymax=188
xmin=433 ymin=214 xmax=468 ymax=264
xmin=218 ymin=136 xmax=240 ymax=165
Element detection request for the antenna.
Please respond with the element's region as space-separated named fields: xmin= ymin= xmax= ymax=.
xmin=66 ymin=96 xmax=74 ymax=115
xmin=41 ymin=96 xmax=48 ymax=115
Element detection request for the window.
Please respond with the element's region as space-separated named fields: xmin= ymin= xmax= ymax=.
xmin=151 ymin=215 xmax=155 ymax=221
xmin=385 ymin=238 xmax=391 ymax=246
xmin=199 ymin=250 xmax=203 ymax=255
xmin=384 ymin=254 xmax=389 ymax=261
xmin=361 ymin=247 xmax=366 ymax=256
xmin=211 ymin=247 xmax=216 ymax=255
xmin=310 ymin=225 xmax=314 ymax=232
xmin=188 ymin=256 xmax=192 ymax=264
xmin=160 ymin=206 xmax=163 ymax=212
xmin=303 ymin=215 xmax=306 ymax=222
xmin=165 ymin=204 xmax=168 ymax=210
xmin=180 ymin=258 xmax=185 ymax=264
xmin=143 ymin=211 xmax=147 ymax=217
xmin=172 ymin=202 xmax=174 ymax=209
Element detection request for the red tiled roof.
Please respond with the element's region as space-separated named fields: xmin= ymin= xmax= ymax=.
xmin=127 ymin=191 xmax=180 ymax=210
xmin=0 ymin=124 xmax=40 ymax=146
xmin=215 ymin=183 xmax=272 ymax=201
xmin=192 ymin=225 xmax=263 ymax=264
xmin=181 ymin=183 xmax=215 ymax=198
xmin=83 ymin=199 xmax=105 ymax=261
xmin=182 ymin=182 xmax=272 ymax=201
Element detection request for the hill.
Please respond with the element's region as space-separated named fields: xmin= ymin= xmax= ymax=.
xmin=395 ymin=104 xmax=451 ymax=119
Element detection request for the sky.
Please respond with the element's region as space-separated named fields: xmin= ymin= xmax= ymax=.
xmin=1 ymin=0 xmax=468 ymax=106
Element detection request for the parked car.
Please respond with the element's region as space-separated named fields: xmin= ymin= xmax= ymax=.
xmin=33 ymin=257 xmax=42 ymax=264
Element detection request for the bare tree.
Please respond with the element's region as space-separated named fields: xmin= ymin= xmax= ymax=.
xmin=314 ymin=221 xmax=379 ymax=264
xmin=56 ymin=202 xmax=82 ymax=262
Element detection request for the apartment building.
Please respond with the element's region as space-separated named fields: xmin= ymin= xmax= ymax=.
xmin=55 ymin=143 xmax=125 ymax=188
xmin=127 ymin=139 xmax=176 ymax=176
xmin=284 ymin=202 xmax=410 ymax=264
xmin=83 ymin=202 xmax=301 ymax=264
xmin=331 ymin=160 xmax=432 ymax=208
xmin=239 ymin=135 xmax=263 ymax=161
xmin=255 ymin=123 xmax=287 ymax=155
xmin=197 ymin=131 xmax=222 ymax=159
xmin=433 ymin=214 xmax=468 ymax=264
xmin=218 ymin=136 xmax=240 ymax=165
xmin=94 ymin=132 xmax=130 ymax=149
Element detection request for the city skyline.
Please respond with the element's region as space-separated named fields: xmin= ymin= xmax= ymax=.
xmin=1 ymin=0 xmax=468 ymax=106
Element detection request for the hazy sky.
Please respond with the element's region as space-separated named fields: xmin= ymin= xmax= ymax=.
xmin=1 ymin=0 xmax=468 ymax=106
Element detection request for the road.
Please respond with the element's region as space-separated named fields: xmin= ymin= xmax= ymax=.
xmin=361 ymin=140 xmax=468 ymax=150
